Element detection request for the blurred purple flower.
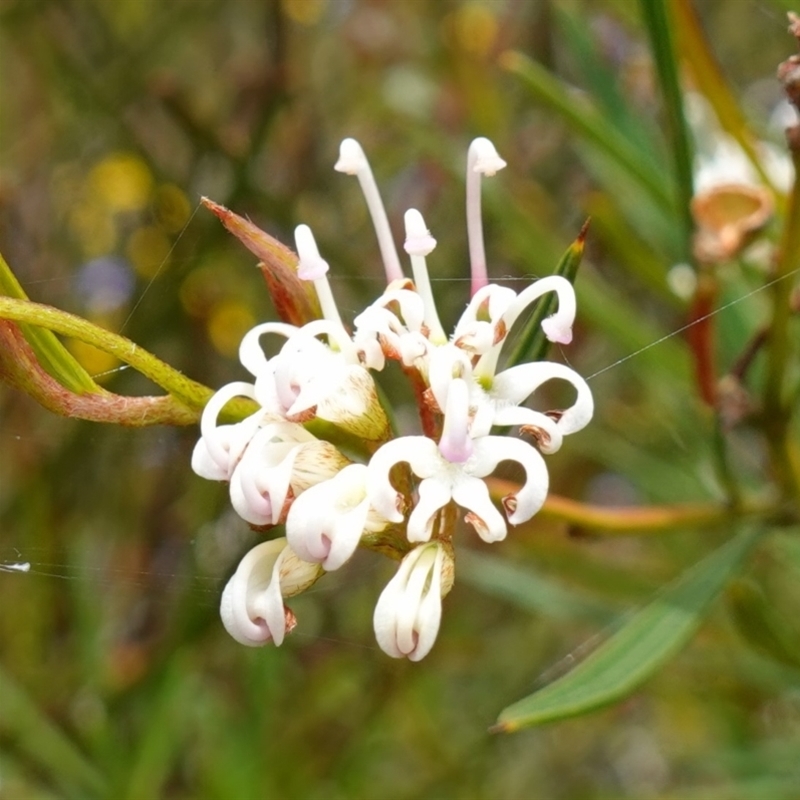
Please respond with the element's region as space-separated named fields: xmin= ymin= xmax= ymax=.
xmin=75 ymin=256 xmax=135 ymax=314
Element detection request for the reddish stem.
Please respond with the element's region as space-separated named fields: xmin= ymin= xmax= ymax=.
xmin=686 ymin=273 xmax=718 ymax=406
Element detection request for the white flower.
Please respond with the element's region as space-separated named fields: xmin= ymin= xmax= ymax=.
xmin=373 ymin=542 xmax=452 ymax=661
xmin=229 ymin=422 xmax=350 ymax=527
xmin=220 ymin=538 xmax=323 ymax=647
xmin=286 ymin=463 xmax=388 ymax=571
xmin=239 ymin=318 xmax=389 ymax=442
xmin=367 ymin=424 xmax=549 ymax=544
xmin=352 ymin=286 xmax=428 ymax=368
xmin=687 ymin=91 xmax=793 ymax=194
xmin=198 ymin=133 xmax=595 ymax=660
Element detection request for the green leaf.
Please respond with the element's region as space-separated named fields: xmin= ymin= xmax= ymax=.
xmin=501 ymin=51 xmax=673 ymax=211
xmin=0 ymin=663 xmax=107 ymax=797
xmin=119 ymin=656 xmax=197 ymax=800
xmin=672 ymin=0 xmax=778 ymax=192
xmin=639 ymin=0 xmax=695 ymax=258
xmin=494 ymin=526 xmax=761 ymax=732
xmin=555 ymin=8 xmax=654 ymax=157
xmin=727 ymin=578 xmax=800 ymax=671
xmin=504 ymin=220 xmax=588 ymax=369
xmin=0 ymin=250 xmax=98 ymax=395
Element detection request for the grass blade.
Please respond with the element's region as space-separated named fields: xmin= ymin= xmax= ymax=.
xmin=0 ymin=664 xmax=107 ymax=797
xmin=501 ymin=51 xmax=673 ymax=211
xmin=458 ymin=549 xmax=613 ymax=625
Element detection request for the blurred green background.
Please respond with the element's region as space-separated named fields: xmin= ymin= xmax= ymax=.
xmin=2 ymin=0 xmax=800 ymax=798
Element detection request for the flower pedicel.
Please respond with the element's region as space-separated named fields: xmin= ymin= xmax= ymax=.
xmin=194 ymin=137 xmax=593 ymax=660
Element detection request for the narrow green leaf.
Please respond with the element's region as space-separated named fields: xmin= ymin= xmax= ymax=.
xmin=0 ymin=663 xmax=107 ymax=797
xmin=584 ymin=191 xmax=682 ymax=307
xmin=727 ymin=578 xmax=800 ymax=671
xmin=458 ymin=549 xmax=613 ymax=625
xmin=494 ymin=526 xmax=760 ymax=732
xmin=501 ymin=51 xmax=673 ymax=210
xmin=0 ymin=251 xmax=98 ymax=394
xmin=504 ymin=220 xmax=588 ymax=369
xmin=639 ymin=0 xmax=695 ymax=258
xmin=672 ymin=0 xmax=777 ymax=193
xmin=555 ymin=8 xmax=654 ymax=156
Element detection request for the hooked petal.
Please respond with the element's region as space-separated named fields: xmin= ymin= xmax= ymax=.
xmin=219 ymin=539 xmax=287 ymax=647
xmin=472 ymin=436 xmax=549 ymax=525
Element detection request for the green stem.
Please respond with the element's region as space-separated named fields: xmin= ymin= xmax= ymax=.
xmin=0 ymin=297 xmax=256 ymax=423
xmin=763 ymin=149 xmax=800 ymax=501
xmin=712 ymin=415 xmax=741 ymax=507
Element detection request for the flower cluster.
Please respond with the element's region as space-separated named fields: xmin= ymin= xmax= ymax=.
xmin=193 ymin=137 xmax=593 ymax=661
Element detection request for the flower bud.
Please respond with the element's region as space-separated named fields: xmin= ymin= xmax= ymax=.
xmin=373 ymin=542 xmax=454 ymax=661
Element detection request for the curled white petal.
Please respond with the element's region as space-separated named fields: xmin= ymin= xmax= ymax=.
xmin=238 ymin=322 xmax=299 ymax=379
xmin=453 ymin=284 xmax=516 ymax=354
xmin=353 ymin=289 xmax=429 ymax=367
xmin=192 ymin=382 xmax=262 ymax=481
xmin=367 ymin=436 xmax=440 ymax=523
xmin=475 ymin=275 xmax=577 ymax=379
xmin=406 ymin=477 xmax=453 ymax=542
xmin=228 ymin=423 xmax=318 ymax=526
xmin=286 ymin=464 xmax=383 ymax=571
xmin=221 ymin=539 xmax=323 ymax=647
xmin=220 ymin=539 xmax=289 ymax=647
xmin=493 ymin=362 xmax=594 ymax=438
xmin=451 ymin=476 xmax=508 ymax=542
xmin=470 ymin=436 xmax=549 ymax=525
xmin=489 ymin=405 xmax=564 ymax=454
xmin=515 ymin=275 xmax=576 ymax=345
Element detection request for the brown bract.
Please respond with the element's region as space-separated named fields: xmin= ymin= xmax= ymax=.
xmin=201 ymin=197 xmax=321 ymax=327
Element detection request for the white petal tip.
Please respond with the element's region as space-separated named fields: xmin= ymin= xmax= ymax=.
xmin=470 ymin=137 xmax=507 ymax=176
xmin=541 ymin=316 xmax=573 ymax=345
xmin=334 ymin=137 xmax=367 ymax=175
xmin=294 ymin=224 xmax=330 ymax=280
xmin=403 ymin=209 xmax=437 ymax=256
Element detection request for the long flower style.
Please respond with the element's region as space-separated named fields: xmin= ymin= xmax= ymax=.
xmin=194 ymin=135 xmax=594 ymax=662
